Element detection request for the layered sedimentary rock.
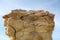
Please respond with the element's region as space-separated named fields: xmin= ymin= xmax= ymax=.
xmin=3 ymin=9 xmax=55 ymax=40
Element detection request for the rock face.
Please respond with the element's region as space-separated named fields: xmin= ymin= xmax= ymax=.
xmin=3 ymin=9 xmax=55 ymax=40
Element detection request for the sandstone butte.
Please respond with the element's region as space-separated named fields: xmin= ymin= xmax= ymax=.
xmin=3 ymin=9 xmax=55 ymax=40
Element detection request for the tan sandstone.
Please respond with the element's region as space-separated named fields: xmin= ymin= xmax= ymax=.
xmin=3 ymin=9 xmax=55 ymax=40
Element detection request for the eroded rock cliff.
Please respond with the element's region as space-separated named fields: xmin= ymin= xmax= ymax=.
xmin=3 ymin=9 xmax=55 ymax=40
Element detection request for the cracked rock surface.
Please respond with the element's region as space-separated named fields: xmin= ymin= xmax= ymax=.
xmin=3 ymin=9 xmax=55 ymax=40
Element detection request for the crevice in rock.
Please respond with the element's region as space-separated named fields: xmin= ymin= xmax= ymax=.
xmin=9 ymin=25 xmax=16 ymax=40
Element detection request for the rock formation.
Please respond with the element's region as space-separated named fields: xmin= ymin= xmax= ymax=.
xmin=3 ymin=9 xmax=55 ymax=40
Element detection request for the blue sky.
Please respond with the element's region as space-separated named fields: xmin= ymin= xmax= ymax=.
xmin=0 ymin=0 xmax=60 ymax=40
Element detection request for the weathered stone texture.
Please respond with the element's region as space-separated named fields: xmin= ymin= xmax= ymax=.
xmin=3 ymin=9 xmax=55 ymax=40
